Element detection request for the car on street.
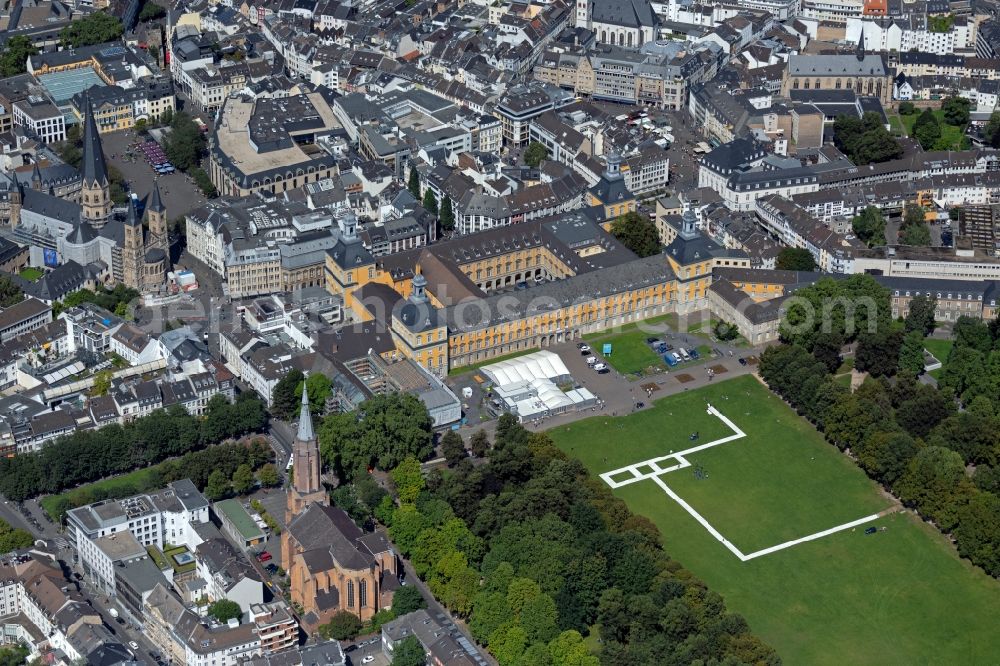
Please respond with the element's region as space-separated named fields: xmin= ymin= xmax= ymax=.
xmin=257 ymin=551 xmax=272 ymax=562
xmin=129 ymin=642 xmax=139 ymax=650
xmin=646 ymin=337 xmax=659 ymax=344
xmin=361 ymin=657 xmax=375 ymax=664
xmin=579 ymin=344 xmax=591 ymax=353
xmin=738 ymin=357 xmax=748 ymax=366
xmin=586 ymin=356 xmax=597 ymax=366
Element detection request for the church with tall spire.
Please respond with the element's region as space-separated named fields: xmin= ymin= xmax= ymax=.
xmin=280 ymin=381 xmax=400 ymax=631
xmin=80 ymin=99 xmax=113 ymax=228
xmin=9 ymin=97 xmax=171 ymax=292
xmin=284 ymin=384 xmax=328 ymax=522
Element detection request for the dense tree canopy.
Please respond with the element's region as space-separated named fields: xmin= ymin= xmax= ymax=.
xmin=0 ymin=518 xmax=34 ymax=554
xmin=44 ymin=439 xmax=272 ymax=522
xmin=439 ymin=196 xmax=455 ymax=232
xmin=984 ymin=111 xmax=1000 ymax=148
xmin=319 ymin=393 xmax=434 ymax=480
xmin=942 ymin=96 xmax=971 ymax=126
xmin=913 ymin=109 xmax=942 ymax=150
xmin=295 ymin=372 xmax=332 ymax=416
xmin=407 ymin=168 xmax=421 ymax=198
xmin=905 ymin=294 xmax=937 ymax=336
xmin=609 ymin=212 xmax=660 ymax=258
xmin=780 ymin=274 xmax=891 ymax=350
xmin=775 ymin=247 xmax=817 ymax=271
xmin=391 ymin=636 xmax=426 ymax=666
xmin=208 ymin=599 xmax=242 ymax=622
xmin=0 ymin=36 xmax=39 ymax=77
xmin=319 ymin=611 xmax=363 ymax=640
xmin=271 ymin=368 xmax=305 ymax=420
xmin=833 ymin=112 xmax=902 ymax=164
xmin=0 ymin=276 xmax=24 ymax=308
xmin=60 ymin=11 xmax=123 ymax=48
xmin=524 ymin=142 xmax=549 ymax=168
xmin=0 ymin=394 xmax=267 ymax=503
xmin=423 ymin=190 xmax=438 ymax=216
xmin=139 ymin=1 xmax=167 ymax=22
xmin=851 ymin=206 xmax=886 ymax=247
xmin=164 ymin=112 xmax=207 ymax=171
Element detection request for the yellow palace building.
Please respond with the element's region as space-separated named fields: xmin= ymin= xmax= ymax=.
xmin=325 ymin=208 xmax=749 ymax=376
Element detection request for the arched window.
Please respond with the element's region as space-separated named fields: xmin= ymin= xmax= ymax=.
xmin=359 ymin=579 xmax=368 ymax=607
xmin=803 ymin=79 xmax=810 ymax=89
xmin=835 ymin=79 xmax=842 ymax=89
xmin=814 ymin=79 xmax=821 ymax=89
xmin=347 ymin=580 xmax=354 ymax=607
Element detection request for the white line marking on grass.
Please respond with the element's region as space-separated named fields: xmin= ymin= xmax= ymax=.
xmin=741 ymin=513 xmax=882 ymax=560
xmin=652 ymin=473 xmax=749 ymax=561
xmin=601 ymin=405 xmax=745 ymax=488
xmin=599 ymin=404 xmax=883 ymax=561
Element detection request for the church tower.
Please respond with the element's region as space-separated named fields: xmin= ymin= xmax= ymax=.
xmin=122 ymin=197 xmax=143 ymax=289
xmin=80 ymin=100 xmax=112 ymax=229
xmin=285 ymin=384 xmax=328 ymax=523
xmin=31 ymin=162 xmax=43 ymax=191
xmin=8 ymin=178 xmax=22 ymax=229
xmin=146 ymin=181 xmax=168 ymax=254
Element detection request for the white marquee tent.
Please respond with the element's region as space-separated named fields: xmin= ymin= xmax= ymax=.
xmin=481 ymin=350 xmax=571 ymax=386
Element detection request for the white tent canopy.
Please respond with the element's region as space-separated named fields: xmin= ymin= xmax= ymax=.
xmin=483 ymin=351 xmax=596 ymax=421
xmin=481 ymin=350 xmax=571 ymax=386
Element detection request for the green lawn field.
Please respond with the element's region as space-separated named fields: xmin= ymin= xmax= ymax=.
xmin=924 ymin=338 xmax=953 ymax=381
xmin=549 ymin=375 xmax=1000 ymax=665
xmin=924 ymin=337 xmax=953 ymax=364
xmin=902 ymin=110 xmax=968 ymax=151
xmin=18 ymin=267 xmax=43 ymax=282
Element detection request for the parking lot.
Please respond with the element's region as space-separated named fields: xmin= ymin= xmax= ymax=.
xmin=100 ymin=129 xmax=210 ymax=220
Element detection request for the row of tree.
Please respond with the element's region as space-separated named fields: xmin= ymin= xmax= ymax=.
xmin=376 ymin=414 xmax=778 ymax=665
xmin=763 ymin=276 xmax=1000 ymax=578
xmin=0 ymin=392 xmax=267 ymax=503
xmin=45 ymin=438 xmax=274 ymax=522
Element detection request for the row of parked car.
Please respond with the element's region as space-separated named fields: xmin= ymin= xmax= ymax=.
xmin=577 ymin=343 xmax=609 ymax=373
xmin=647 ymin=337 xmax=699 ymax=367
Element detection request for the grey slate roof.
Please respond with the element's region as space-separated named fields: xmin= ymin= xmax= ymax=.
xmin=590 ymin=0 xmax=657 ymax=29
xmin=787 ymin=54 xmax=888 ymax=77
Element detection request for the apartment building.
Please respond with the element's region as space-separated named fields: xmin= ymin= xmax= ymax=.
xmin=754 ymin=195 xmax=863 ymax=273
xmin=67 ymin=479 xmax=210 ymax=554
xmin=0 ymin=298 xmax=52 ymax=343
